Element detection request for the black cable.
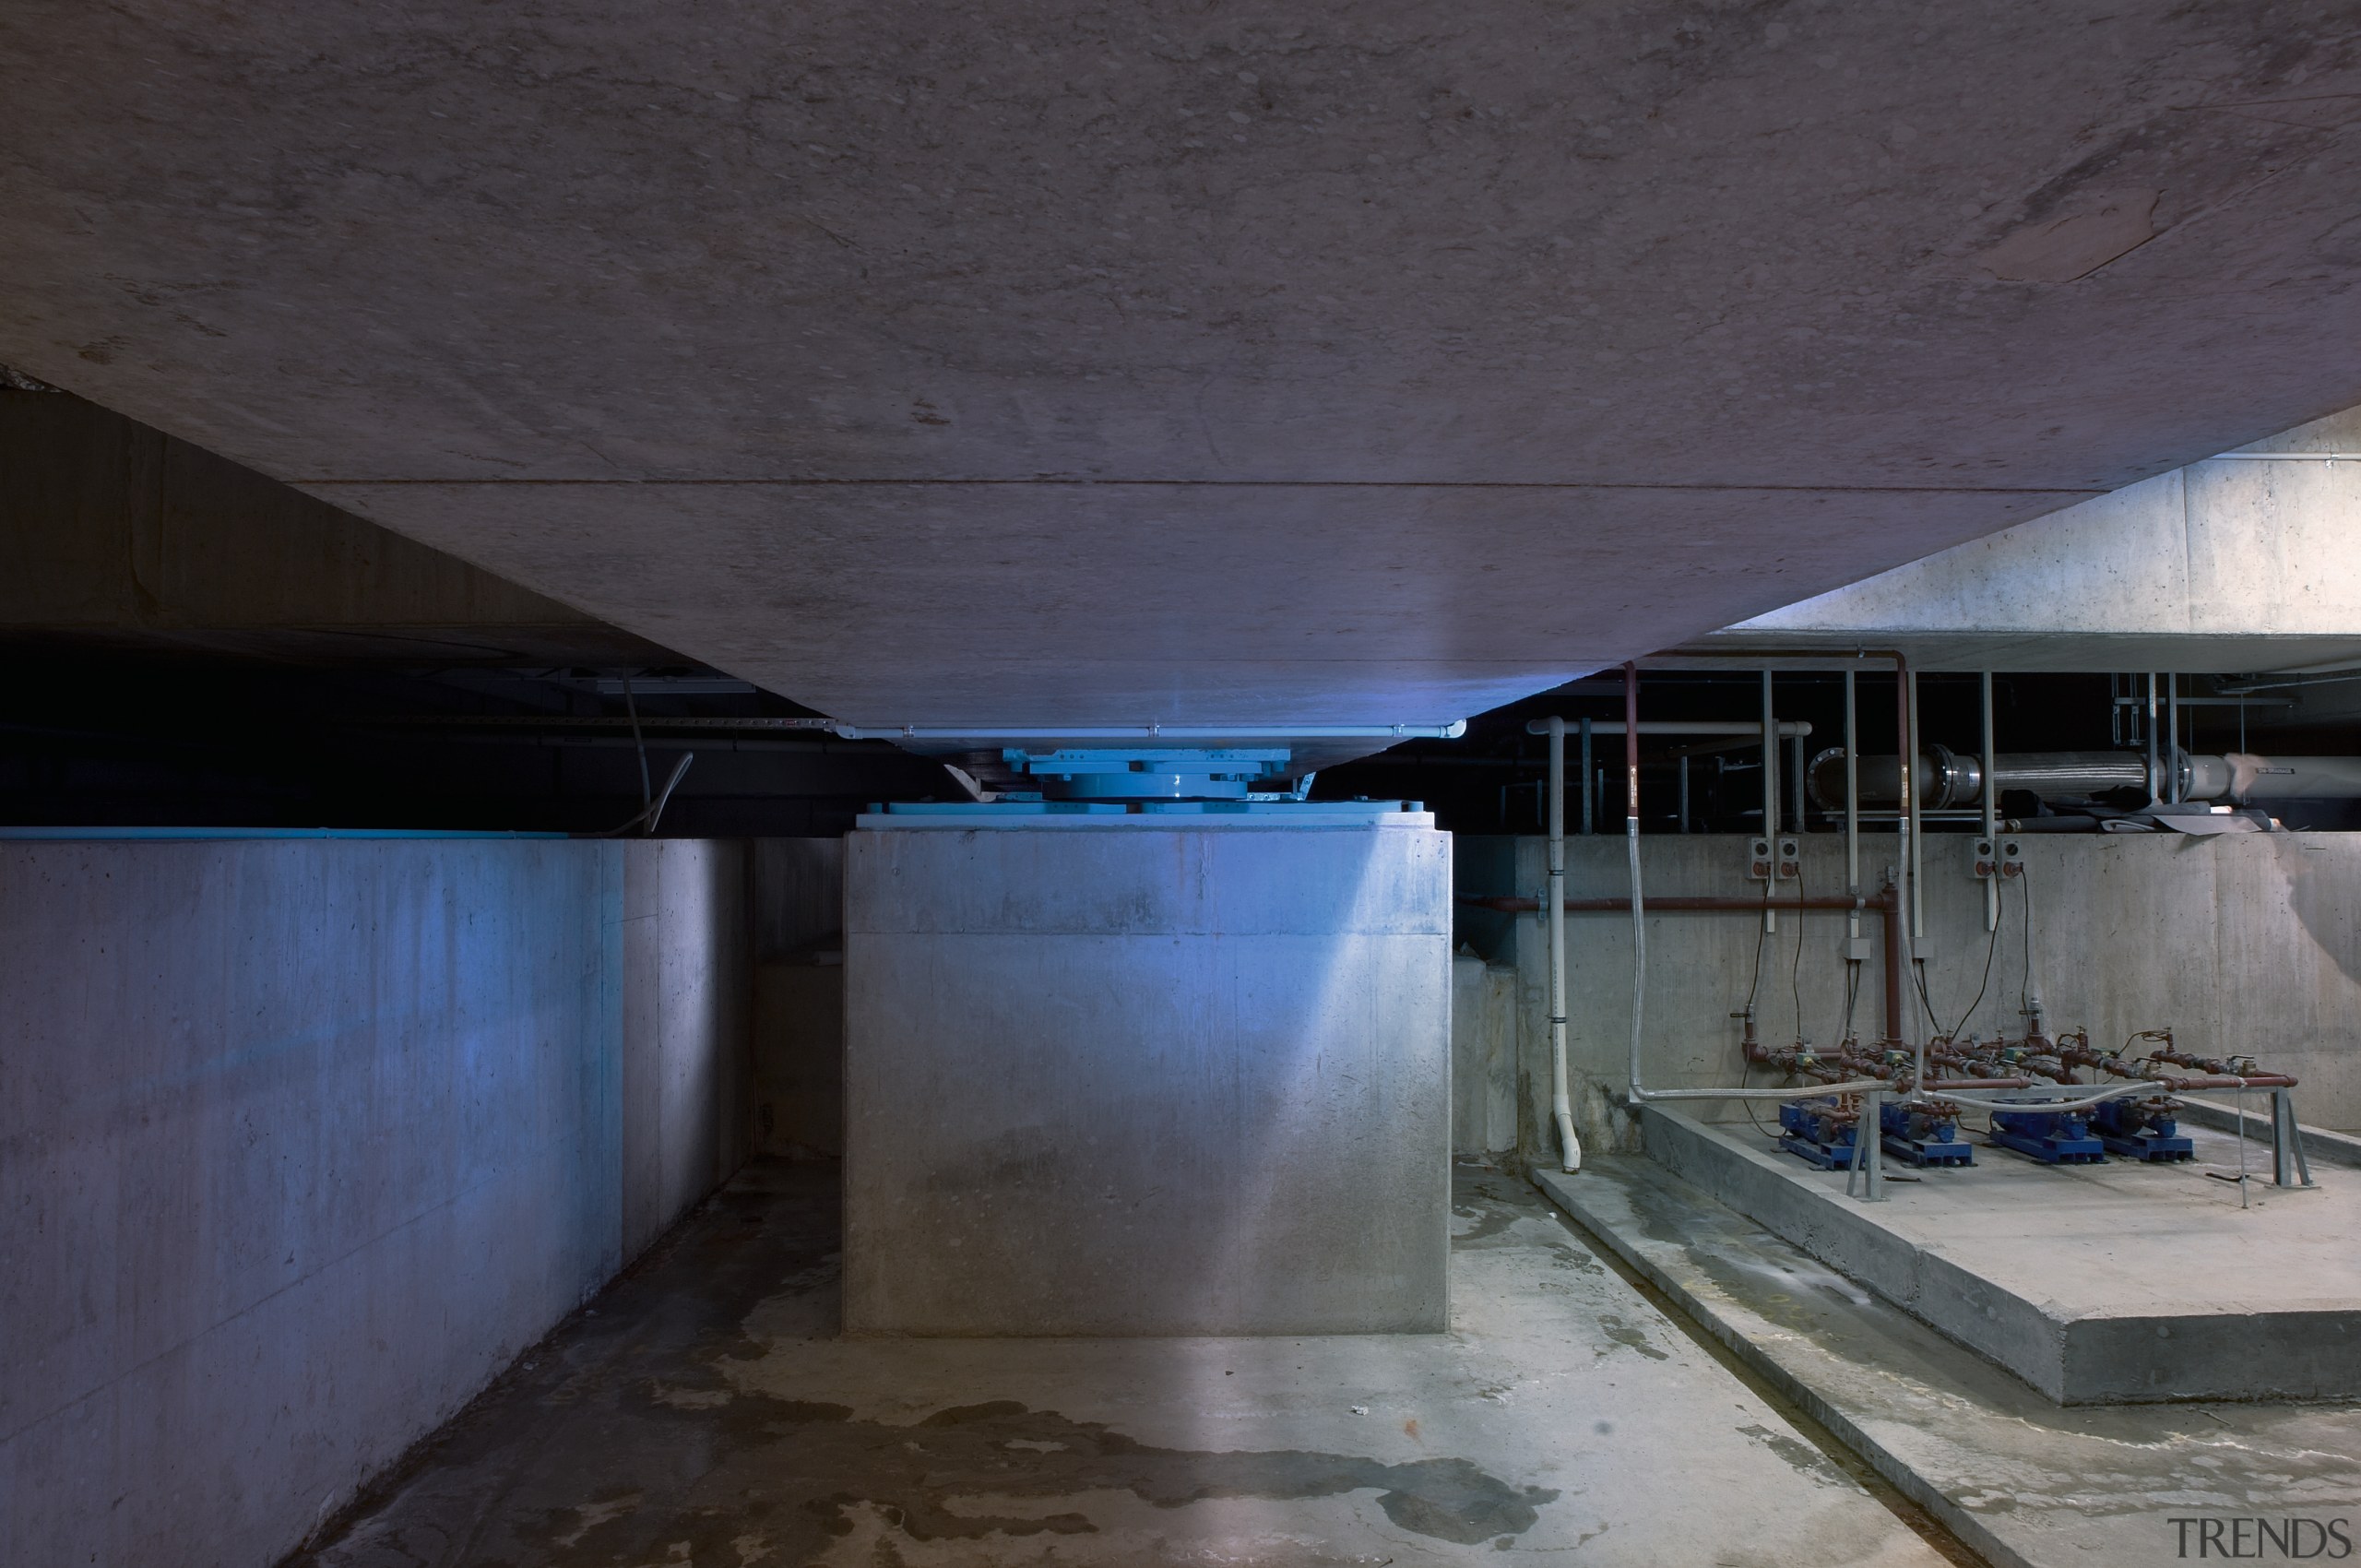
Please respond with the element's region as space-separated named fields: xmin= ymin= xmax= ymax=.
xmin=1743 ymin=873 xmax=1774 ymax=1015
xmin=621 ymin=671 xmax=653 ymax=820
xmin=1739 ymin=1052 xmax=1774 ymax=1136
xmin=1943 ymin=896 xmax=2005 ymax=1042
xmin=2017 ymin=862 xmax=2036 ymax=1021
xmin=1903 ymin=861 xmax=2007 ymax=1046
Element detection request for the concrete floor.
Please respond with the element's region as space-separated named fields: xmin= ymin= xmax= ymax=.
xmin=295 ymin=1160 xmax=1959 ymax=1567
xmin=1541 ymin=1157 xmax=2361 ymax=1568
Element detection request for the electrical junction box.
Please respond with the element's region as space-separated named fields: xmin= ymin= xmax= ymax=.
xmin=1975 ymin=837 xmax=2025 ymax=879
xmin=1750 ymin=837 xmax=1802 ymax=880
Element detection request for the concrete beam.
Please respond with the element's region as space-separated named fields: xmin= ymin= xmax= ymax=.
xmin=0 ymin=386 xmax=670 ymax=666
xmin=1701 ymin=407 xmax=2361 ymax=672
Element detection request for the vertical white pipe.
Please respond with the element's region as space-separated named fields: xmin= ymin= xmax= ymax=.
xmin=1898 ymin=664 xmax=1924 ymax=1094
xmin=1624 ymin=660 xmax=1645 ymax=1142
xmin=1906 ymin=669 xmax=1924 ymax=947
xmin=1844 ymin=670 xmax=1860 ymax=943
xmin=1981 ymin=670 xmax=1999 ymax=933
xmin=1547 ymin=716 xmax=1579 ymax=1171
xmin=2165 ymin=673 xmax=2181 ymax=804
xmin=2146 ymin=672 xmax=2161 ymax=805
xmin=1761 ymin=670 xmax=1779 ymax=934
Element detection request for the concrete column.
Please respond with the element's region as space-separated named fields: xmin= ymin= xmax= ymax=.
xmin=842 ymin=818 xmax=1452 ymax=1336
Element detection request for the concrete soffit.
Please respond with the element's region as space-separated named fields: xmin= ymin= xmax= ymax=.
xmin=1694 ymin=405 xmax=2361 ymax=674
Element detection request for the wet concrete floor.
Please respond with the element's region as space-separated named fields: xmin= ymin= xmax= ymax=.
xmin=293 ymin=1159 xmax=1957 ymax=1566
xmin=1540 ymin=1156 xmax=2361 ymax=1568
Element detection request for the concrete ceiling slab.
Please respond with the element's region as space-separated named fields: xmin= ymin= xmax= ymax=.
xmin=6 ymin=3 xmax=2361 ymax=740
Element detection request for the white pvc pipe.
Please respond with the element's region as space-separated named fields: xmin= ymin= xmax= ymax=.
xmin=1762 ymin=671 xmax=1779 ymax=935
xmin=1930 ymin=1083 xmax=2147 ymax=1114
xmin=1981 ymin=671 xmax=1999 ymax=933
xmin=1905 ymin=670 xmax=1924 ymax=947
xmin=1844 ymin=671 xmax=1860 ymax=938
xmin=1546 ymin=717 xmax=1580 ymax=1171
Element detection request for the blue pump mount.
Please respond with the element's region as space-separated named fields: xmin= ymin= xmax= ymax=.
xmin=2089 ymin=1095 xmax=2195 ymax=1161
xmin=1778 ymin=1093 xmax=1975 ymax=1170
xmin=1777 ymin=1097 xmax=1863 ymax=1170
xmin=1880 ymin=1098 xmax=1975 ymax=1167
xmin=1984 ymin=1102 xmax=2109 ymax=1164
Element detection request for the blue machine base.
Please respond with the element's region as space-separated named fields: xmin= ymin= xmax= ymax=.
xmin=1778 ymin=1133 xmax=1857 ymax=1170
xmin=1987 ymin=1127 xmax=2106 ymax=1164
xmin=2090 ymin=1102 xmax=2195 ymax=1162
xmin=1883 ymin=1132 xmax=1975 ymax=1167
xmin=2096 ymin=1127 xmax=2195 ymax=1161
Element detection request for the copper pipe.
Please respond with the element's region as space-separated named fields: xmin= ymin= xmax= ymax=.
xmin=1746 ymin=1037 xmax=2026 ymax=1095
xmin=2056 ymin=1038 xmax=2298 ymax=1092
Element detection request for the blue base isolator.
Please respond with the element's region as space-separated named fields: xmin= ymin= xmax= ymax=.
xmin=1776 ymin=1098 xmax=1860 ymax=1170
xmin=1880 ymin=1100 xmax=1974 ymax=1167
xmin=1987 ymin=1105 xmax=2107 ymax=1164
xmin=2090 ymin=1098 xmax=2196 ymax=1161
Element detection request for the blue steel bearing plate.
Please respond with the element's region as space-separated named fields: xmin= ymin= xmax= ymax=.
xmin=1780 ymin=1134 xmax=1856 ymax=1171
xmin=1884 ymin=1134 xmax=1974 ymax=1167
xmin=1004 ymin=746 xmax=1295 ymax=801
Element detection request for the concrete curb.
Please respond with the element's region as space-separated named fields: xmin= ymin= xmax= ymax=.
xmin=1533 ymin=1163 xmax=2036 ymax=1568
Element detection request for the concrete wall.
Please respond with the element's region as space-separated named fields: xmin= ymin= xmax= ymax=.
xmin=1482 ymin=832 xmax=2361 ymax=1162
xmin=1452 ymin=954 xmax=1517 ymax=1157
xmin=0 ymin=837 xmax=752 ymax=1568
xmin=844 ymin=821 xmax=1453 ymax=1336
xmin=622 ymin=841 xmax=756 ymax=1256
xmin=749 ymin=837 xmax=846 ymax=1158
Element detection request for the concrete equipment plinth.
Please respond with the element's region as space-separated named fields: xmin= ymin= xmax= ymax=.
xmin=842 ymin=814 xmax=1451 ymax=1336
xmin=1634 ymin=1107 xmax=2361 ymax=1404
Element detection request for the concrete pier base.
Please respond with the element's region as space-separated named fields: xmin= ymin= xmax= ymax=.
xmin=842 ymin=814 xmax=1452 ymax=1336
xmin=1636 ymin=1107 xmax=2361 ymax=1404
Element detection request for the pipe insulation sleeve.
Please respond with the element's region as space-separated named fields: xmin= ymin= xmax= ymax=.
xmin=1928 ymin=1083 xmax=2149 ymax=1114
xmin=1809 ymin=749 xmax=2361 ymax=810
